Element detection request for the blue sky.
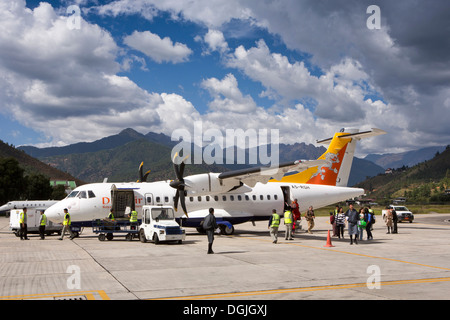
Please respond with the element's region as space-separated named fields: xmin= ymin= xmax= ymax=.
xmin=1 ymin=0 xmax=449 ymax=155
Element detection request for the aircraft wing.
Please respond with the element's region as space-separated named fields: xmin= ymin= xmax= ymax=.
xmin=217 ymin=159 xmax=328 ymax=188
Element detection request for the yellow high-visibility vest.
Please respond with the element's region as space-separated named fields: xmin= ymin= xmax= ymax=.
xmin=63 ymin=212 xmax=71 ymax=226
xmin=270 ymin=213 xmax=280 ymax=228
xmin=40 ymin=214 xmax=47 ymax=226
xmin=19 ymin=211 xmax=27 ymax=224
xmin=284 ymin=211 xmax=293 ymax=224
xmin=130 ymin=210 xmax=138 ymax=223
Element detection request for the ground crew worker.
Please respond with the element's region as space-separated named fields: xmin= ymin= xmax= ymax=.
xmin=108 ymin=209 xmax=115 ymax=221
xmin=19 ymin=207 xmax=29 ymax=240
xmin=284 ymin=207 xmax=293 ymax=240
xmin=59 ymin=208 xmax=75 ymax=240
xmin=129 ymin=209 xmax=138 ymax=230
xmin=268 ymin=209 xmax=280 ymax=243
xmin=39 ymin=210 xmax=46 ymax=240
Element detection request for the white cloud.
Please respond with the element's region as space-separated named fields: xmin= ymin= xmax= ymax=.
xmin=123 ymin=30 xmax=192 ymax=64
xmin=0 ymin=0 xmax=162 ymax=146
xmin=203 ymin=29 xmax=229 ymax=54
xmin=201 ymin=74 xmax=257 ymax=113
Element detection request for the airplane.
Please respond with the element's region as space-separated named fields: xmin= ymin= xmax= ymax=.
xmin=0 ymin=200 xmax=59 ymax=213
xmin=44 ymin=128 xmax=386 ymax=235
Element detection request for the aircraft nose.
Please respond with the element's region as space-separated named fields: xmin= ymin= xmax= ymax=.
xmin=45 ymin=203 xmax=64 ymax=223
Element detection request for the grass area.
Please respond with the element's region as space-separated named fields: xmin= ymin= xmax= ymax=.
xmin=313 ymin=204 xmax=450 ymax=216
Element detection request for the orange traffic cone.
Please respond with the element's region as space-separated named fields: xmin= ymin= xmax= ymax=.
xmin=324 ymin=230 xmax=335 ymax=247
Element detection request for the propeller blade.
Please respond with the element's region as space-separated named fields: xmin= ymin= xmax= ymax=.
xmin=143 ymin=170 xmax=151 ymax=182
xmin=179 ymin=191 xmax=188 ymax=217
xmin=139 ymin=161 xmax=144 ymax=182
xmin=170 ymin=153 xmax=189 ymax=216
xmin=174 ymin=190 xmax=179 ymax=212
xmin=179 ymin=161 xmax=185 ymax=178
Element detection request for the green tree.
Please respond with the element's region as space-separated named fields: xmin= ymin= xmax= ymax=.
xmin=51 ymin=185 xmax=68 ymax=200
xmin=0 ymin=157 xmax=25 ymax=204
xmin=24 ymin=173 xmax=53 ymax=200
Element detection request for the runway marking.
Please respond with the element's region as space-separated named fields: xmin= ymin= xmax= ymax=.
xmin=0 ymin=290 xmax=110 ymax=300
xmin=154 ymin=277 xmax=450 ymax=300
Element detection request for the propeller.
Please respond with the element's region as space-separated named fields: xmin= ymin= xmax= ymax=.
xmin=170 ymin=152 xmax=189 ymax=216
xmin=137 ymin=162 xmax=151 ymax=183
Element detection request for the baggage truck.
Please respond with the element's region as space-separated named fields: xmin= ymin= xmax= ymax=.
xmin=10 ymin=209 xmax=63 ymax=236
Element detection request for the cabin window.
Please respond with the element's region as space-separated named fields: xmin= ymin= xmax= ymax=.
xmin=237 ymin=195 xmax=242 ymax=201
xmin=274 ymin=195 xmax=278 ymax=200
xmin=206 ymin=196 xmax=210 ymax=202
xmin=147 ymin=196 xmax=152 ymax=204
xmin=189 ymin=197 xmax=194 ymax=202
xmin=267 ymin=195 xmax=271 ymax=200
xmin=230 ymin=195 xmax=234 ymax=201
xmin=245 ymin=195 xmax=250 ymax=201
xmin=156 ymin=196 xmax=161 ymax=203
xmin=214 ymin=196 xmax=219 ymax=201
xmin=197 ymin=196 xmax=202 ymax=202
xmin=252 ymin=195 xmax=257 ymax=201
xmin=164 ymin=196 xmax=169 ymax=203
xmin=260 ymin=195 xmax=264 ymax=201
xmin=222 ymin=196 xmax=227 ymax=201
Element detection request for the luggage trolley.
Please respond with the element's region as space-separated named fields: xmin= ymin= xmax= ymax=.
xmin=92 ymin=219 xmax=139 ymax=241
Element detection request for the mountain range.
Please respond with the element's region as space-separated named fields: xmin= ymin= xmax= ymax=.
xmin=364 ymin=146 xmax=446 ymax=169
xmin=18 ymin=128 xmax=386 ymax=186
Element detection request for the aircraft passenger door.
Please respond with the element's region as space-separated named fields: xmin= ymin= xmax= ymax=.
xmin=145 ymin=193 xmax=154 ymax=205
xmin=281 ymin=186 xmax=291 ymax=211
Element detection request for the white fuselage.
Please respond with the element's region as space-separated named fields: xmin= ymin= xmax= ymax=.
xmin=44 ymin=180 xmax=363 ymax=227
xmin=0 ymin=200 xmax=59 ymax=212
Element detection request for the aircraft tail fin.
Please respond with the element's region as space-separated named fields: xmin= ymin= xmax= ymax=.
xmin=275 ymin=128 xmax=386 ymax=187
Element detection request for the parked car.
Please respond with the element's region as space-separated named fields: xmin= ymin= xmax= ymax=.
xmin=382 ymin=205 xmax=414 ymax=223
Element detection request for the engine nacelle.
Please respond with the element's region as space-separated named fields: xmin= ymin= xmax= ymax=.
xmin=183 ymin=173 xmax=244 ymax=196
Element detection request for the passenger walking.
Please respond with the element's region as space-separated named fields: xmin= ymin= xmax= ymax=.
xmin=332 ymin=205 xmax=339 ymax=236
xmin=345 ymin=204 xmax=359 ymax=245
xmin=203 ymin=208 xmax=218 ymax=254
xmin=59 ymin=208 xmax=75 ymax=240
xmin=364 ymin=208 xmax=374 ymax=240
xmin=39 ymin=210 xmax=46 ymax=240
xmin=305 ymin=206 xmax=315 ymax=234
xmin=284 ymin=207 xmax=294 ymax=240
xmin=335 ymin=207 xmax=345 ymax=239
xmin=291 ymin=199 xmax=301 ymax=235
xmin=268 ymin=209 xmax=280 ymax=243
xmin=392 ymin=208 xmax=398 ymax=234
xmin=384 ymin=208 xmax=394 ymax=234
xmin=357 ymin=209 xmax=367 ymax=241
xmin=19 ymin=207 xmax=29 ymax=240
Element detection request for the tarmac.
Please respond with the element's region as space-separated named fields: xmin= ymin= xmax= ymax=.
xmin=0 ymin=213 xmax=450 ymax=301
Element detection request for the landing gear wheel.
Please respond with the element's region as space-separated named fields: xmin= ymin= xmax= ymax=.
xmin=220 ymin=225 xmax=234 ymax=235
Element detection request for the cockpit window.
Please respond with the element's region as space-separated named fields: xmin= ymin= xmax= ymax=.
xmin=78 ymin=191 xmax=87 ymax=199
xmin=88 ymin=190 xmax=96 ymax=198
xmin=67 ymin=191 xmax=79 ymax=198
